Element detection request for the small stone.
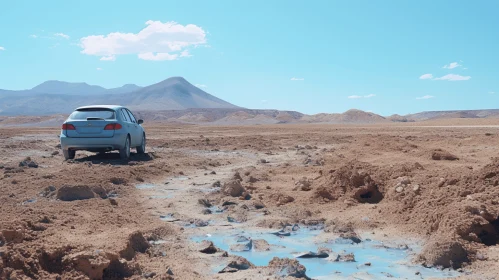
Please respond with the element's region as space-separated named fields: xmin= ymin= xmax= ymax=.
xmin=201 ymin=209 xmax=212 ymax=215
xmin=412 ymin=184 xmax=420 ymax=193
xmin=395 ymin=186 xmax=404 ymax=193
xmin=166 ymin=267 xmax=174 ymax=275
xmin=437 ymin=178 xmax=446 ymax=188
xmin=109 ymin=198 xmax=118 ymax=206
xmin=143 ymin=272 xmax=156 ymax=278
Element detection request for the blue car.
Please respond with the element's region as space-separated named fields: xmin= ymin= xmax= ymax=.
xmin=60 ymin=105 xmax=146 ymax=160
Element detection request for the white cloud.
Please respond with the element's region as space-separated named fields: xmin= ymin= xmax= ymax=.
xmin=434 ymin=74 xmax=471 ymax=81
xmin=80 ymin=20 xmax=206 ymax=61
xmin=489 ymin=91 xmax=495 ymax=94
xmin=180 ymin=50 xmax=192 ymax=57
xmin=0 ymin=46 xmax=5 ymax=51
xmin=290 ymin=77 xmax=304 ymax=81
xmin=195 ymin=84 xmax=207 ymax=88
xmin=261 ymin=99 xmax=268 ymax=104
xmin=96 ymin=67 xmax=102 ymax=71
xmin=54 ymin=33 xmax=70 ymax=39
xmin=443 ymin=62 xmax=461 ymax=69
xmin=30 ymin=34 xmax=38 ymax=38
xmin=416 ymin=95 xmax=434 ymax=100
xmin=419 ymin=73 xmax=433 ymax=80
xmin=100 ymin=55 xmax=116 ymax=61
xmin=138 ymin=52 xmax=178 ymax=61
xmin=348 ymin=94 xmax=376 ymax=99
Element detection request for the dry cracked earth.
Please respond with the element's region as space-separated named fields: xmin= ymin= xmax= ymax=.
xmin=1 ymin=123 xmax=499 ymax=279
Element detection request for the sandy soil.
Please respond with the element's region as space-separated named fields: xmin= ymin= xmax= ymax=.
xmin=1 ymin=123 xmax=499 ymax=279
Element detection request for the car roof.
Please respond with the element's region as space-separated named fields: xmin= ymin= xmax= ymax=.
xmin=75 ymin=105 xmax=125 ymax=111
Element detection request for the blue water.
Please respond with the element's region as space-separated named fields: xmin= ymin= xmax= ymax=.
xmin=136 ymin=183 xmax=156 ymax=189
xmin=192 ymin=229 xmax=460 ymax=279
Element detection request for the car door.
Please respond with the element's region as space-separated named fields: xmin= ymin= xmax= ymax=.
xmin=124 ymin=108 xmax=142 ymax=147
xmin=119 ymin=109 xmax=135 ymax=146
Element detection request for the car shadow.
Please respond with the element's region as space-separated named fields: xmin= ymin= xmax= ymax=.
xmin=73 ymin=152 xmax=155 ymax=165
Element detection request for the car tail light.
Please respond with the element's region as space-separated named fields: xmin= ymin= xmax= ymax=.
xmin=62 ymin=124 xmax=76 ymax=130
xmin=104 ymin=123 xmax=122 ymax=130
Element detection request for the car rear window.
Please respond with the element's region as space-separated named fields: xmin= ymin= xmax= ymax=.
xmin=69 ymin=109 xmax=116 ymax=120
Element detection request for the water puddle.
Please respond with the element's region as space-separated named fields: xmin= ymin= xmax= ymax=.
xmin=22 ymin=198 xmax=37 ymax=205
xmin=136 ymin=183 xmax=157 ymax=189
xmin=192 ymin=229 xmax=460 ymax=279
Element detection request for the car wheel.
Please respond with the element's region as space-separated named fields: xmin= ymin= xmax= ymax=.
xmin=120 ymin=136 xmax=131 ymax=160
xmin=63 ymin=149 xmax=75 ymax=160
xmin=137 ymin=134 xmax=146 ymax=154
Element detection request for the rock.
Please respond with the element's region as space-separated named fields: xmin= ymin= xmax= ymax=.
xmin=412 ymin=184 xmax=421 ymax=193
xmin=292 ymin=224 xmax=300 ymax=231
xmin=166 ymin=267 xmax=174 ymax=275
xmin=56 ymin=185 xmax=96 ymax=201
xmin=198 ymin=198 xmax=212 ymax=207
xmin=295 ymin=177 xmax=312 ymax=191
xmin=230 ymin=240 xmax=252 ymax=252
xmin=260 ymin=159 xmax=268 ymax=164
xmin=222 ymin=180 xmax=246 ymax=197
xmin=339 ymin=232 xmax=362 ymax=244
xmin=432 ymin=149 xmax=459 ymax=161
xmin=143 ymin=272 xmax=157 ymax=278
xmin=109 ymin=198 xmax=118 ymax=206
xmin=2 ymin=228 xmax=24 ymax=243
xmin=219 ymin=256 xmax=254 ymax=273
xmin=476 ymin=252 xmax=488 ymax=261
xmin=236 ymin=236 xmax=250 ymax=242
xmin=199 ymin=241 xmax=218 ymax=254
xmin=51 ymin=151 xmax=60 ymax=156
xmin=328 ymin=252 xmax=356 ymax=262
xmin=398 ymin=177 xmax=411 ymax=185
xmin=296 ymin=251 xmax=329 ymax=259
xmin=253 ymin=239 xmax=271 ymax=251
xmin=253 ymin=201 xmax=266 ymax=209
xmin=395 ymin=186 xmax=404 ymax=193
xmin=201 ymin=209 xmax=212 ymax=215
xmin=193 ymin=219 xmax=209 ymax=227
xmin=271 ymin=230 xmax=291 ymax=237
xmin=19 ymin=157 xmax=38 ymax=168
xmin=268 ymin=257 xmax=309 ymax=279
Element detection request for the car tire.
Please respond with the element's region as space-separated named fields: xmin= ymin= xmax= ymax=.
xmin=63 ymin=149 xmax=75 ymax=160
xmin=120 ymin=136 xmax=131 ymax=160
xmin=137 ymin=134 xmax=146 ymax=154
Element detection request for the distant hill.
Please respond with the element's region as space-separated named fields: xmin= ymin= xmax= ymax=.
xmin=405 ymin=109 xmax=499 ymax=121
xmin=301 ymin=109 xmax=389 ymax=124
xmin=0 ymin=77 xmax=237 ymax=115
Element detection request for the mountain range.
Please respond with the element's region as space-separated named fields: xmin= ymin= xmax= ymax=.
xmin=1 ymin=77 xmax=499 ymax=125
xmin=0 ymin=77 xmax=237 ymax=116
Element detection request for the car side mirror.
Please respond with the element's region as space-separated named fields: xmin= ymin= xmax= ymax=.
xmin=137 ymin=119 xmax=144 ymax=124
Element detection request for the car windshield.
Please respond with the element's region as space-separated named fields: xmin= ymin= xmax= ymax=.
xmin=69 ymin=109 xmax=115 ymax=120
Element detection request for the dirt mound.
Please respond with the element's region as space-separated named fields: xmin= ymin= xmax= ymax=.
xmin=222 ymin=180 xmax=246 ymax=197
xmin=314 ymin=162 xmax=383 ymax=204
xmin=431 ymin=149 xmax=459 ymax=161
xmin=419 ymin=238 xmax=469 ymax=269
xmin=56 ymin=185 xmax=96 ymax=201
xmin=119 ymin=231 xmax=150 ymax=260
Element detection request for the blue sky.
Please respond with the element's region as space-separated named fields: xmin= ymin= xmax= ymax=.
xmin=0 ymin=0 xmax=498 ymax=116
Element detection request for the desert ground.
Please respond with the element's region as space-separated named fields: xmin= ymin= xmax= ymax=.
xmin=1 ymin=121 xmax=499 ymax=280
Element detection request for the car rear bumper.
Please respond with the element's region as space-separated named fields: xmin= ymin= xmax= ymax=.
xmin=60 ymin=132 xmax=127 ymax=151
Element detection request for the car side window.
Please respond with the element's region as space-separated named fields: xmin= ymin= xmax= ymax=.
xmin=126 ymin=109 xmax=137 ymax=123
xmin=121 ymin=109 xmax=130 ymax=122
